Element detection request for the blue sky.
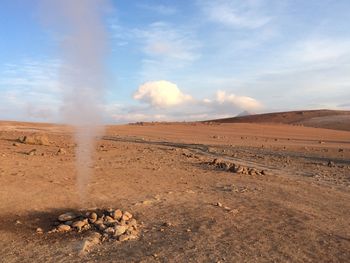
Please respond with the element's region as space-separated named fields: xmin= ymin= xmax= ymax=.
xmin=1 ymin=0 xmax=350 ymax=123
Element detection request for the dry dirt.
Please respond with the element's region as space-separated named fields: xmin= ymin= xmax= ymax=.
xmin=0 ymin=121 xmax=349 ymax=262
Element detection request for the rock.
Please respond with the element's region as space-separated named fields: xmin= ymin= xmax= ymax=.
xmin=36 ymin=227 xmax=44 ymax=234
xmin=127 ymin=218 xmax=138 ymax=228
xmin=27 ymin=149 xmax=37 ymax=156
xmin=96 ymin=223 xmax=106 ymax=231
xmin=88 ymin=212 xmax=97 ymax=223
xmin=328 ymin=161 xmax=335 ymax=167
xmin=112 ymin=209 xmax=123 ymax=220
xmin=234 ymin=166 xmax=244 ymax=174
xmin=64 ymin=220 xmax=73 ymax=226
xmin=122 ymin=211 xmax=132 ymax=221
xmin=162 ymin=222 xmax=172 ymax=227
xmin=119 ymin=233 xmax=137 ymax=242
xmin=72 ymin=219 xmax=88 ymax=231
xmin=18 ymin=134 xmax=50 ymax=146
xmin=224 ymin=206 xmax=231 ymax=211
xmin=94 ymin=215 xmax=104 ymax=225
xmin=82 ymin=224 xmax=91 ymax=231
xmin=57 ymin=148 xmax=66 ymax=155
xmin=216 ymin=202 xmax=223 ymax=207
xmin=12 ymin=142 xmax=19 ymax=146
xmin=261 ymin=170 xmax=268 ymax=175
xmin=114 ymin=225 xmax=127 ymax=237
xmin=79 ymin=232 xmax=101 ymax=255
xmin=104 ymin=216 xmax=116 ymax=226
xmin=242 ymin=167 xmax=248 ymax=174
xmin=104 ymin=227 xmax=115 ymax=235
xmin=57 ymin=224 xmax=71 ymax=232
xmin=58 ymin=212 xmax=78 ymax=222
xmin=248 ymin=168 xmax=257 ymax=176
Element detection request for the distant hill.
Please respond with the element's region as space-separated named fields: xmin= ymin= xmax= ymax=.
xmin=206 ymin=109 xmax=350 ymax=131
xmin=236 ymin=110 xmax=254 ymax=117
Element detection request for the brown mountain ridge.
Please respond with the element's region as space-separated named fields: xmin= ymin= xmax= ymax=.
xmin=207 ymin=109 xmax=350 ymax=131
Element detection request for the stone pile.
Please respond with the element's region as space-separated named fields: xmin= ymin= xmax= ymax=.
xmin=207 ymin=158 xmax=267 ymax=176
xmin=18 ymin=134 xmax=50 ymax=146
xmin=48 ymin=209 xmax=139 ymax=243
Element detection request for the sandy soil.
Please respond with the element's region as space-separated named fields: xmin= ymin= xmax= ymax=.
xmin=0 ymin=121 xmax=349 ymax=262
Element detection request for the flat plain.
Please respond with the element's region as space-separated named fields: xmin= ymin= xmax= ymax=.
xmin=0 ymin=116 xmax=349 ymax=262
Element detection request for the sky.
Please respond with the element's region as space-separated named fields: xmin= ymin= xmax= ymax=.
xmin=0 ymin=0 xmax=350 ymax=123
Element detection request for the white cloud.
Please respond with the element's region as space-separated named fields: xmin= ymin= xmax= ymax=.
xmin=203 ymin=90 xmax=263 ymax=112
xmin=198 ymin=0 xmax=271 ymax=29
xmin=133 ymin=80 xmax=192 ymax=108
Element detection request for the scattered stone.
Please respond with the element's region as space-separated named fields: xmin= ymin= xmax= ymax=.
xmin=122 ymin=211 xmax=133 ymax=221
xmin=111 ymin=209 xmax=122 ymax=220
xmin=114 ymin=225 xmax=128 ymax=237
xmin=72 ymin=219 xmax=88 ymax=231
xmin=96 ymin=223 xmax=106 ymax=231
xmin=57 ymin=224 xmax=71 ymax=232
xmin=215 ymin=202 xmax=223 ymax=207
xmin=104 ymin=216 xmax=116 ymax=226
xmin=224 ymin=206 xmax=231 ymax=211
xmin=58 ymin=212 xmax=78 ymax=222
xmin=12 ymin=142 xmax=19 ymax=146
xmin=162 ymin=222 xmax=172 ymax=227
xmin=206 ymin=159 xmax=267 ymax=176
xmin=27 ymin=149 xmax=37 ymax=156
xmin=118 ymin=233 xmax=137 ymax=242
xmin=87 ymin=212 xmax=97 ymax=223
xmin=328 ymin=161 xmax=335 ymax=167
xmin=18 ymin=134 xmax=50 ymax=146
xmin=36 ymin=227 xmax=44 ymax=234
xmin=57 ymin=148 xmax=66 ymax=155
xmin=104 ymin=227 xmax=115 ymax=235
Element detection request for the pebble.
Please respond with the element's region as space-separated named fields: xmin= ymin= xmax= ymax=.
xmin=72 ymin=219 xmax=88 ymax=231
xmin=57 ymin=224 xmax=71 ymax=232
xmin=104 ymin=227 xmax=115 ymax=235
xmin=119 ymin=233 xmax=137 ymax=241
xmin=88 ymin=212 xmax=97 ymax=223
xmin=114 ymin=225 xmax=127 ymax=236
xmin=58 ymin=212 xmax=78 ymax=222
xmin=112 ymin=209 xmax=122 ymax=220
xmin=96 ymin=223 xmax=106 ymax=231
xmin=27 ymin=149 xmax=37 ymax=156
xmin=122 ymin=211 xmax=132 ymax=221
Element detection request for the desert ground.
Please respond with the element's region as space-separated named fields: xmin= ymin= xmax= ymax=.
xmin=0 ymin=117 xmax=350 ymax=262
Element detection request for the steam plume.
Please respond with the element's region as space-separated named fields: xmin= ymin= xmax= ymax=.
xmin=41 ymin=0 xmax=110 ymax=203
